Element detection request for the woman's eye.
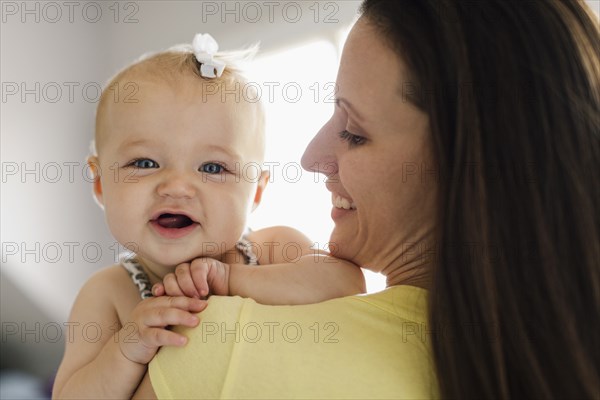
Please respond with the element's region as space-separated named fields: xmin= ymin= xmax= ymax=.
xmin=338 ymin=130 xmax=366 ymax=147
xmin=200 ymin=163 xmax=225 ymax=174
xmin=129 ymin=159 xmax=159 ymax=169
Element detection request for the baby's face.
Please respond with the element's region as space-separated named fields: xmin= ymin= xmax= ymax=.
xmin=92 ymin=77 xmax=265 ymax=269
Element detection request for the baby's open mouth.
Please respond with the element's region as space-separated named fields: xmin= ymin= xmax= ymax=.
xmin=155 ymin=213 xmax=195 ymax=229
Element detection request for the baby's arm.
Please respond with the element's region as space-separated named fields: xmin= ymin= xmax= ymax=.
xmin=52 ymin=266 xmax=205 ymax=399
xmin=156 ymin=227 xmax=366 ymax=305
xmin=229 ymin=253 xmax=366 ymax=304
xmin=236 ymin=225 xmax=366 ymax=303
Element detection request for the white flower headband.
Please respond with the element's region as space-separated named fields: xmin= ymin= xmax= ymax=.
xmin=192 ymin=33 xmax=226 ymax=78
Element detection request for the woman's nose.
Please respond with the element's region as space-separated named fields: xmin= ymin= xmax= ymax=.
xmin=301 ymin=120 xmax=339 ymax=177
xmin=156 ymin=171 xmax=197 ymax=199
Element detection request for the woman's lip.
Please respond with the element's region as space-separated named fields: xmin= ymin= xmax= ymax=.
xmin=331 ymin=207 xmax=355 ymax=221
xmin=149 ymin=220 xmax=199 ymax=239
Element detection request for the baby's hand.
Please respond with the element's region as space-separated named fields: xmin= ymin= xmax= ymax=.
xmin=153 ymin=258 xmax=230 ymax=299
xmin=120 ymin=296 xmax=206 ymax=365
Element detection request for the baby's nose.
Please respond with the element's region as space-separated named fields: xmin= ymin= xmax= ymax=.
xmin=156 ymin=172 xmax=197 ymax=199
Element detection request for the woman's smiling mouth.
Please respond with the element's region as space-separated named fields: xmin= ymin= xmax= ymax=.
xmin=331 ymin=194 xmax=356 ymax=221
xmin=333 ymin=194 xmax=356 ymax=210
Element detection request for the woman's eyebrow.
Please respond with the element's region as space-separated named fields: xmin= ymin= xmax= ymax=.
xmin=335 ymin=97 xmax=366 ymax=123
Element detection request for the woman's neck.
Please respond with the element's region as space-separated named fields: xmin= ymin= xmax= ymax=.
xmin=384 ymin=263 xmax=431 ymax=290
xmin=380 ymin=235 xmax=434 ymax=290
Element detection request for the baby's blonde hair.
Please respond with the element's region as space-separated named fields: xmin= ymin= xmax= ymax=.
xmin=93 ymin=45 xmax=264 ymax=156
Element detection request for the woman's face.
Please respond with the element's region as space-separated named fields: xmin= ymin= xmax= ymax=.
xmin=302 ymin=18 xmax=437 ymax=273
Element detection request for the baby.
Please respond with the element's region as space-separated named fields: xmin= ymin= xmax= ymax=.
xmin=52 ymin=34 xmax=364 ymax=399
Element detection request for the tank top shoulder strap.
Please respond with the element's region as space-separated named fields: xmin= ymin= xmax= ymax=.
xmin=120 ymin=256 xmax=153 ymax=299
xmin=235 ymin=235 xmax=259 ymax=265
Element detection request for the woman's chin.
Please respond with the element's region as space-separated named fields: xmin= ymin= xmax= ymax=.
xmin=328 ymin=232 xmax=358 ymax=262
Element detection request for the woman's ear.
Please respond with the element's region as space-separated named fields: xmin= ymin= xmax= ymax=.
xmin=87 ymin=156 xmax=104 ymax=208
xmin=251 ymin=170 xmax=270 ymax=211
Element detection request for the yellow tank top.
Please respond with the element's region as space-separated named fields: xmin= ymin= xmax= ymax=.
xmin=149 ymin=285 xmax=439 ymax=399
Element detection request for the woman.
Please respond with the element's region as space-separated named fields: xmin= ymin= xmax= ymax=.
xmin=135 ymin=0 xmax=599 ymax=398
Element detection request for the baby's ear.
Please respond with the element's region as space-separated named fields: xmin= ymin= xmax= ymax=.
xmin=87 ymin=156 xmax=104 ymax=208
xmin=251 ymin=170 xmax=270 ymax=211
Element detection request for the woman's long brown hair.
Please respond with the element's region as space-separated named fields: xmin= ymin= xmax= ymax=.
xmin=360 ymin=0 xmax=600 ymax=398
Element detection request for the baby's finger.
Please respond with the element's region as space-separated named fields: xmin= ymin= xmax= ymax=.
xmin=151 ymin=295 xmax=207 ymax=313
xmin=142 ymin=307 xmax=200 ymax=328
xmin=152 ymin=283 xmax=166 ymax=297
xmin=175 ymin=264 xmax=200 ymax=298
xmin=163 ymin=273 xmax=185 ymax=297
xmin=190 ymin=258 xmax=211 ymax=297
xmin=141 ymin=327 xmax=189 ymax=348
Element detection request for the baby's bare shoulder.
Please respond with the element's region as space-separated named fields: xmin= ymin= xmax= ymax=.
xmin=246 ymin=226 xmax=314 ymax=265
xmin=81 ymin=264 xmax=132 ymax=295
xmin=77 ymin=264 xmax=140 ymax=320
xmin=248 ymin=226 xmax=312 ymax=245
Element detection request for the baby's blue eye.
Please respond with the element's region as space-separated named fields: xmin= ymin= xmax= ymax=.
xmin=131 ymin=159 xmax=158 ymax=169
xmin=201 ymin=163 xmax=225 ymax=174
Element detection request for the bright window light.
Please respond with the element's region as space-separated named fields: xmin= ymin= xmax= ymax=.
xmin=246 ymin=36 xmax=386 ymax=293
